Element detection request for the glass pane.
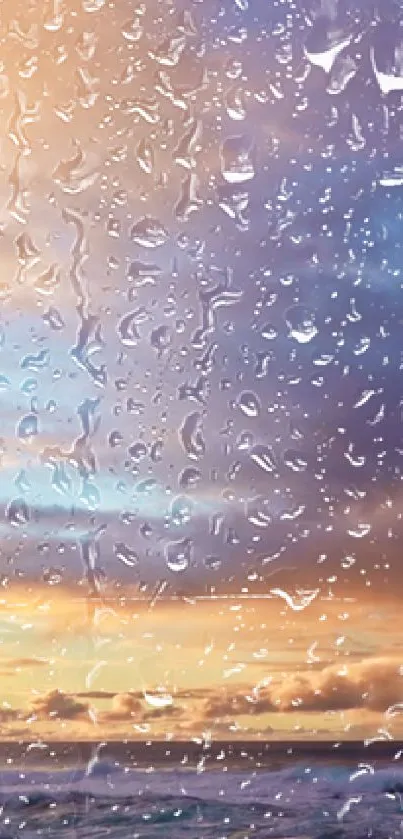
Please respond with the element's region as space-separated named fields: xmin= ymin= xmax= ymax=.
xmin=0 ymin=0 xmax=402 ymax=835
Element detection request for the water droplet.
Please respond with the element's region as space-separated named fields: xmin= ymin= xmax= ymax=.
xmin=150 ymin=440 xmax=163 ymax=462
xmin=43 ymin=308 xmax=65 ymax=330
xmin=386 ymin=703 xmax=403 ymax=719
xmin=109 ymin=431 xmax=123 ymax=448
xmin=165 ymin=538 xmax=192 ymax=572
xmin=179 ymin=412 xmax=205 ymax=460
xmin=136 ymin=138 xmax=154 ymax=174
xmin=170 ymin=496 xmax=193 ymax=526
xmin=15 ymin=470 xmax=31 ymax=494
xmin=117 ymin=309 xmax=147 ymax=347
xmin=304 ymin=20 xmax=351 ymax=74
xmin=327 ymin=55 xmax=358 ymax=95
xmin=51 ymin=463 xmax=72 ymax=496
xmin=347 ymin=523 xmax=371 ymax=539
xmin=6 ymin=498 xmax=30 ymax=526
xmin=21 ymin=350 xmax=49 ymax=371
xmin=34 ymin=264 xmax=61 ymax=296
xmin=83 ymin=0 xmax=106 ymax=11
xmin=114 ymin=542 xmax=139 ymax=567
xmin=250 ymin=444 xmax=276 ymax=473
xmin=225 ymin=86 xmax=246 ymax=120
xmin=283 ymin=450 xmax=309 ymax=473
xmin=17 ymin=413 xmax=38 ymax=441
xmin=135 ymin=479 xmax=157 ymax=495
xmin=128 ymin=441 xmax=147 ymax=462
xmin=21 ymin=378 xmax=37 ymax=395
xmin=371 ymin=24 xmax=403 ymax=95
xmin=236 ymin=431 xmax=253 ymax=451
xmin=80 ymin=479 xmax=100 ymax=510
xmin=220 ymin=135 xmax=255 ymax=183
xmin=143 ymin=689 xmax=173 ymax=708
xmin=246 ymin=497 xmax=272 ymax=527
xmin=270 ymin=587 xmax=319 ymax=611
xmin=0 ymin=375 xmax=11 ymax=391
xmin=261 ymin=324 xmax=278 ymax=341
xmin=150 ymin=325 xmax=171 ymax=354
xmin=130 ymin=217 xmax=168 ymax=248
xmin=285 ymin=306 xmax=318 ymax=344
xmin=42 ymin=567 xmax=64 ymax=585
xmin=179 ymin=466 xmax=202 ymax=490
xmin=238 ymin=391 xmax=260 ymax=418
xmin=122 ymin=16 xmax=144 ymax=42
xmin=204 ymin=555 xmax=222 ymax=570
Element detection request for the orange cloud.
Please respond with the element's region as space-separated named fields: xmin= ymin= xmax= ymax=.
xmin=28 ymin=690 xmax=90 ymax=721
xmin=202 ymin=657 xmax=403 ymax=719
xmin=272 ymin=657 xmax=403 ymax=713
xmin=75 ymin=691 xmax=117 ymax=700
xmin=204 ymin=690 xmax=275 ymax=718
xmin=144 ymin=705 xmax=184 ymax=720
xmin=3 ymin=658 xmax=48 ymax=670
xmin=98 ymin=692 xmax=143 ymax=722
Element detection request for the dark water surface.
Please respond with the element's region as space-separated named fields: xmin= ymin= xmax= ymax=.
xmin=0 ymin=742 xmax=402 ymax=838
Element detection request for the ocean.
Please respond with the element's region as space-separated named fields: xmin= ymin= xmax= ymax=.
xmin=0 ymin=743 xmax=402 ymax=838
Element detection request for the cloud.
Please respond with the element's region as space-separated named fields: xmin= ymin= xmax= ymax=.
xmin=74 ymin=689 xmax=187 ymax=724
xmin=0 ymin=658 xmax=49 ymax=677
xmin=203 ymin=690 xmax=275 ymax=719
xmin=0 ymin=690 xmax=183 ymax=732
xmin=144 ymin=705 xmax=184 ymax=720
xmin=0 ymin=708 xmax=20 ymax=723
xmin=202 ymin=657 xmax=403 ymax=719
xmin=93 ymin=692 xmax=184 ymax=724
xmin=0 ymin=656 xmax=400 ymax=740
xmin=3 ymin=658 xmax=48 ymax=670
xmin=99 ymin=692 xmax=143 ymax=722
xmin=75 ymin=691 xmax=118 ymax=700
xmin=28 ymin=690 xmax=90 ymax=720
xmin=272 ymin=657 xmax=403 ymax=713
xmin=173 ymin=688 xmax=212 ymax=700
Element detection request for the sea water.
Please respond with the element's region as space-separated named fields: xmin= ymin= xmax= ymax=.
xmin=0 ymin=760 xmax=402 ymax=838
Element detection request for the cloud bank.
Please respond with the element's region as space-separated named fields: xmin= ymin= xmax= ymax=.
xmin=203 ymin=657 xmax=403 ymax=718
xmin=1 ymin=656 xmax=399 ymax=741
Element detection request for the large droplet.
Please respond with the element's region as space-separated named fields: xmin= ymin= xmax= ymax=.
xmin=170 ymin=496 xmax=193 ymax=526
xmin=17 ymin=413 xmax=38 ymax=441
xmin=43 ymin=567 xmax=64 ymax=585
xmin=136 ymin=139 xmax=154 ymax=174
xmin=250 ymin=444 xmax=276 ymax=473
xmin=220 ymin=135 xmax=254 ymax=183
xmin=304 ymin=19 xmax=352 ymax=74
xmin=238 ymin=391 xmax=260 ymax=418
xmin=6 ymin=498 xmax=30 ymax=526
xmin=130 ymin=217 xmax=168 ymax=248
xmin=179 ymin=466 xmax=202 ymax=489
xmin=370 ymin=23 xmax=403 ymax=95
xmin=285 ymin=305 xmax=318 ymax=344
xmin=128 ymin=441 xmax=147 ymax=461
xmin=114 ymin=542 xmax=139 ymax=567
xmin=179 ymin=412 xmax=205 ymax=460
xmin=165 ymin=538 xmax=192 ymax=572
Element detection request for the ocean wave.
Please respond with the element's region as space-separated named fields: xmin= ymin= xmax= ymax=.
xmin=0 ymin=763 xmax=401 ymax=839
xmin=0 ymin=760 xmax=403 ymax=803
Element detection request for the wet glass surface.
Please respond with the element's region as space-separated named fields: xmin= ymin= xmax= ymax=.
xmin=0 ymin=0 xmax=403 ymax=836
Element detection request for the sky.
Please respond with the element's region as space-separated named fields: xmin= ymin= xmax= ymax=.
xmin=0 ymin=0 xmax=402 ymax=741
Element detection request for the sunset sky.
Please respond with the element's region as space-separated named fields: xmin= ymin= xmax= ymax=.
xmin=0 ymin=0 xmax=402 ymax=741
xmin=0 ymin=585 xmax=402 ymax=741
